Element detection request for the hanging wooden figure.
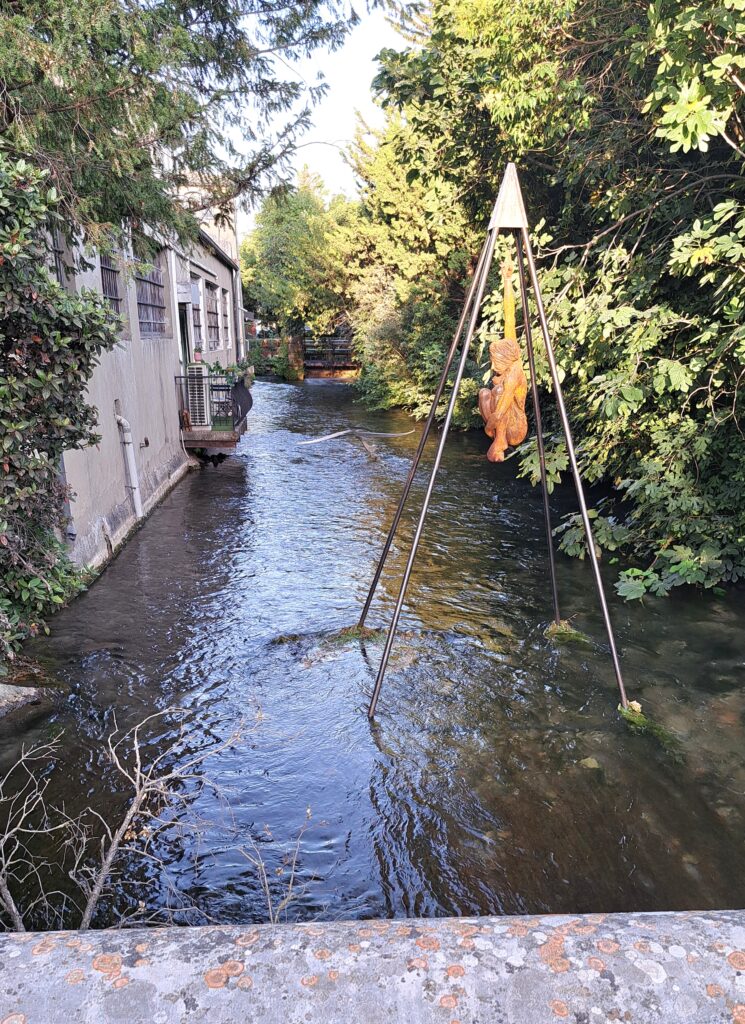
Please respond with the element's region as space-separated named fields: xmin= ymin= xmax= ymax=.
xmin=478 ymin=258 xmax=528 ymax=462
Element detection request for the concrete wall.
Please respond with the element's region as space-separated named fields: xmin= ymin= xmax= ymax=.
xmin=1 ymin=910 xmax=743 ymax=1022
xmin=62 ymin=251 xmax=189 ymax=568
xmin=61 ymin=228 xmax=243 ymax=569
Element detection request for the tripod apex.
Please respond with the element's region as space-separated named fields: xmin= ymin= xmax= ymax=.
xmin=489 ymin=163 xmax=529 ymax=230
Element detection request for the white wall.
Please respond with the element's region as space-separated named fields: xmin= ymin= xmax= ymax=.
xmin=177 ymin=240 xmax=239 ymax=369
xmin=62 ymin=251 xmax=188 ymax=568
xmin=61 ymin=229 xmax=244 ymax=568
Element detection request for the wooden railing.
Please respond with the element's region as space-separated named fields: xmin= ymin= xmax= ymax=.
xmin=303 ymin=336 xmax=357 ymax=370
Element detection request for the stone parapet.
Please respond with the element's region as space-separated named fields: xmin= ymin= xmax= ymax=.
xmin=1 ymin=910 xmax=744 ymax=1022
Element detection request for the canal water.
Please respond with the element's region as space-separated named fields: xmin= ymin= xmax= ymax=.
xmin=6 ymin=380 xmax=745 ymax=925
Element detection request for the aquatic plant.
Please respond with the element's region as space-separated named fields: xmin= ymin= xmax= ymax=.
xmin=544 ymin=620 xmax=594 ymax=647
xmin=326 ymin=625 xmax=387 ymax=645
xmin=618 ymin=702 xmax=683 ymax=760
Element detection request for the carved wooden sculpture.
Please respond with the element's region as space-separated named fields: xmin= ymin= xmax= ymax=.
xmin=478 ymin=258 xmax=528 ymax=462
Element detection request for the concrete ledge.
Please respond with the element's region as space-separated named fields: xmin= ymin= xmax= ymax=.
xmin=0 ymin=658 xmax=63 ymax=724
xmin=1 ymin=911 xmax=744 ymax=1022
xmin=0 ymin=682 xmax=45 ymax=717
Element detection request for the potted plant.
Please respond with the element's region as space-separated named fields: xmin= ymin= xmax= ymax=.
xmin=193 ymin=344 xmax=203 ymax=363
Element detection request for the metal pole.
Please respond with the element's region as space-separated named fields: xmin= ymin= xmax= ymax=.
xmin=358 ymin=237 xmax=493 ymax=628
xmin=520 ymin=227 xmax=628 ymax=708
xmin=514 ymin=232 xmax=561 ymax=626
xmin=368 ymin=228 xmax=500 ymax=718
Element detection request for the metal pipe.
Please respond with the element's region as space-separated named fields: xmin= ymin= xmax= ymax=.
xmin=514 ymin=232 xmax=561 ymax=626
xmin=519 ymin=228 xmax=628 ymax=708
xmin=368 ymin=228 xmax=499 ymax=718
xmin=115 ymin=414 xmax=144 ymax=520
xmin=358 ymin=236 xmax=492 ymax=629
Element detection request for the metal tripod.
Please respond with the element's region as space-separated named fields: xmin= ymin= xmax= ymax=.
xmin=360 ymin=163 xmax=628 ymax=719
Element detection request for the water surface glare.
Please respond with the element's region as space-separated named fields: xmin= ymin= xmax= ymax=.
xmin=9 ymin=380 xmax=745 ymax=923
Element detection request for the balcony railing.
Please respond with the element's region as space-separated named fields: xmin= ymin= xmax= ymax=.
xmin=175 ymin=371 xmax=252 ymax=448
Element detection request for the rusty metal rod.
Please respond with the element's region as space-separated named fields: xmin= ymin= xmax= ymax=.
xmin=358 ymin=235 xmax=493 ymax=629
xmin=520 ymin=227 xmax=628 ymax=708
xmin=514 ymin=232 xmax=561 ymax=626
xmin=368 ymin=228 xmax=500 ymax=718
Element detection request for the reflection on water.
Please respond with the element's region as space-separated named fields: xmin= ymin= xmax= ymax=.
xmin=4 ymin=379 xmax=745 ymax=925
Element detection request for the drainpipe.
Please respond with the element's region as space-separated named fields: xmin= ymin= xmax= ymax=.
xmin=58 ymin=455 xmax=77 ymax=544
xmin=115 ymin=414 xmax=144 ymax=520
xmin=233 ymin=266 xmax=243 ymax=361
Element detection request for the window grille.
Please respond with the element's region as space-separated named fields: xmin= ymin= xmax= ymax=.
xmin=100 ymin=254 xmax=122 ymax=313
xmin=135 ymin=254 xmax=167 ymax=334
xmin=205 ymin=283 xmax=220 ymax=349
xmin=221 ymin=289 xmax=230 ymax=344
xmin=192 ymin=298 xmax=203 ymax=346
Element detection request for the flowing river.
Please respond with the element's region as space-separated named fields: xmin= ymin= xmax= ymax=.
xmin=5 ymin=380 xmax=745 ymax=925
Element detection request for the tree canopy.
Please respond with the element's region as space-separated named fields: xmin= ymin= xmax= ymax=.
xmin=249 ymin=0 xmax=745 ymax=597
xmin=241 ymin=170 xmax=356 ymax=334
xmin=0 ymin=0 xmax=357 ymax=250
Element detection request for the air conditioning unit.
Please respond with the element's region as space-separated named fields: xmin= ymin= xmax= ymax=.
xmin=186 ymin=363 xmax=211 ymax=427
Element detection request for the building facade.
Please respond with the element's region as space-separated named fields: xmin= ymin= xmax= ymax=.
xmin=173 ymin=228 xmax=244 ymax=370
xmin=56 ymin=222 xmax=245 ymax=569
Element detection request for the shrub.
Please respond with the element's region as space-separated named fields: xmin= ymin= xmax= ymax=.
xmin=0 ymin=155 xmax=119 ymax=666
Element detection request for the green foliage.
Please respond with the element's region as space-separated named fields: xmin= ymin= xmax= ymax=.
xmin=0 ymin=155 xmax=119 ymax=663
xmin=341 ymin=0 xmax=745 ymax=597
xmin=0 ymin=0 xmax=355 ymax=250
xmin=270 ymin=339 xmax=294 ymax=380
xmin=240 ymin=170 xmax=356 ymax=334
xmin=640 ymin=0 xmax=745 ymax=155
xmin=205 ymin=358 xmax=255 ymax=387
xmin=245 ymin=340 xmax=273 ymax=377
xmin=619 ymin=703 xmax=683 ymax=759
xmin=343 ymin=110 xmax=480 ymax=424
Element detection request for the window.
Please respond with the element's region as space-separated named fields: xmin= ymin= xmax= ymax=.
xmin=205 ymin=283 xmax=220 ymax=350
xmin=100 ymin=254 xmax=122 ymax=313
xmin=135 ymin=253 xmax=167 ymax=334
xmin=221 ymin=288 xmax=230 ymax=346
xmin=192 ymin=304 xmax=203 ymax=345
xmin=191 ymin=277 xmax=203 ymax=346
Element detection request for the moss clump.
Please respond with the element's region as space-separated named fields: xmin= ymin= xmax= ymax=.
xmin=619 ymin=703 xmax=683 ymax=760
xmin=324 ymin=625 xmax=387 ymax=646
xmin=544 ymin=619 xmax=593 ymax=647
xmin=269 ymin=633 xmax=304 ymax=646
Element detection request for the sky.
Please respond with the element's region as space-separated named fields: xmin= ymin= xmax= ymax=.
xmin=237 ymin=8 xmax=404 ymax=237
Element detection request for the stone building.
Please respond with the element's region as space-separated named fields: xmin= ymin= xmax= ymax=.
xmin=54 ymin=222 xmax=246 ymax=569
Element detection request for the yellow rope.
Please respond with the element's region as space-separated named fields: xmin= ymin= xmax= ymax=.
xmin=502 ymin=257 xmax=517 ymax=343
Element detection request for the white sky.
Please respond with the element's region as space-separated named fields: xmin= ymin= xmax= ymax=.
xmin=237 ymin=7 xmax=403 ymax=238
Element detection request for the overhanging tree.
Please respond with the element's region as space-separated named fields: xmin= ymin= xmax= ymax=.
xmin=347 ymin=0 xmax=745 ymax=596
xmin=0 ymin=0 xmax=358 ymax=250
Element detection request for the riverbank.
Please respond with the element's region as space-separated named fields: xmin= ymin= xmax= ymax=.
xmin=2 ymin=910 xmax=744 ymax=1022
